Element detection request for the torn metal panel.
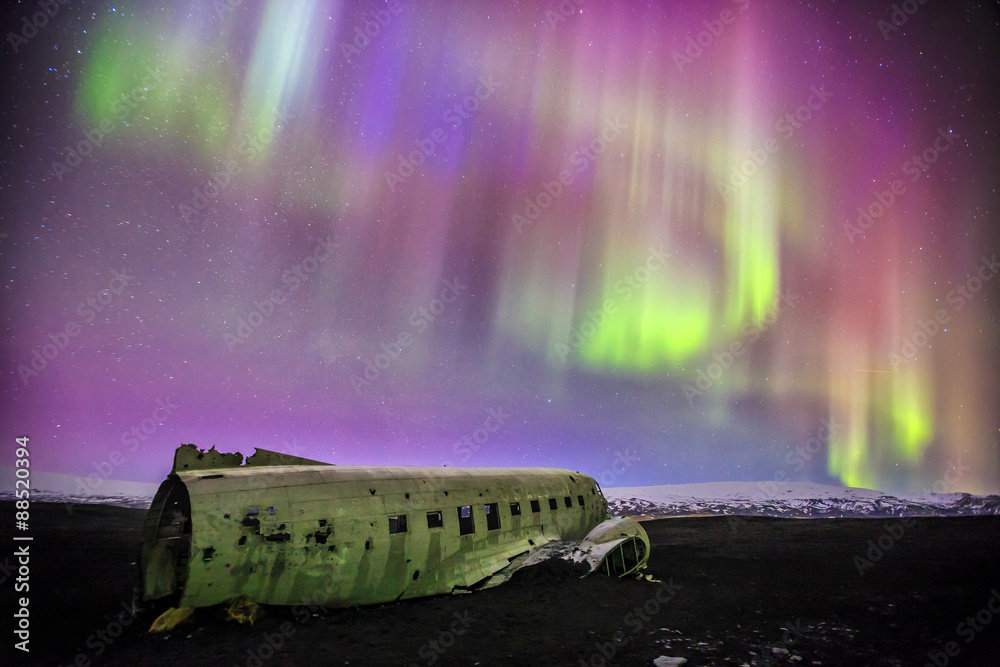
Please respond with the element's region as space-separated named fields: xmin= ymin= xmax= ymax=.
xmin=481 ymin=516 xmax=651 ymax=586
xmin=578 ymin=516 xmax=650 ymax=577
xmin=141 ymin=445 xmax=648 ymax=610
xmin=171 ymin=443 xmax=328 ymax=472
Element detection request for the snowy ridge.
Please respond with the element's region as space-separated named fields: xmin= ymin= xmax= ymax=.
xmin=0 ymin=490 xmax=154 ymax=509
xmin=604 ymin=482 xmax=1000 ymax=518
xmin=4 ymin=478 xmax=1000 ymax=517
xmin=0 ymin=465 xmax=158 ymax=509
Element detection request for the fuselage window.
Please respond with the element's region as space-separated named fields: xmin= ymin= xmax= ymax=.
xmin=485 ymin=503 xmax=500 ymax=530
xmin=549 ymin=498 xmax=558 ymax=511
xmin=564 ymin=496 xmax=573 ymax=508
xmin=458 ymin=505 xmax=475 ymax=535
xmin=577 ymin=495 xmax=585 ymax=507
xmin=530 ymin=499 xmax=541 ymax=513
xmin=510 ymin=502 xmax=521 ymax=516
xmin=388 ymin=514 xmax=407 ymax=534
xmin=427 ymin=511 xmax=444 ymax=528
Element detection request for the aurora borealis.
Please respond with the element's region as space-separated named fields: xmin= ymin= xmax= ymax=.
xmin=2 ymin=0 xmax=998 ymax=493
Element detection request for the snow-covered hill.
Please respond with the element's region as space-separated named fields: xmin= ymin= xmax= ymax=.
xmin=605 ymin=481 xmax=1000 ymax=518
xmin=4 ymin=471 xmax=999 ymax=517
xmin=0 ymin=466 xmax=158 ymax=508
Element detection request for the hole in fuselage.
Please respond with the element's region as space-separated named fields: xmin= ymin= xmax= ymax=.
xmin=140 ymin=476 xmax=193 ymax=606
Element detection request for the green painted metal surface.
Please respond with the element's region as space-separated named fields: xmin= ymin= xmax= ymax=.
xmin=141 ymin=445 xmax=640 ymax=609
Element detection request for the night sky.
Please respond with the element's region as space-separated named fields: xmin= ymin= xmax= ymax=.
xmin=2 ymin=0 xmax=998 ymax=493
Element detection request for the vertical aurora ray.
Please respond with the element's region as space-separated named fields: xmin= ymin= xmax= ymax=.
xmin=719 ymin=22 xmax=781 ymax=332
xmin=576 ymin=250 xmax=714 ymax=370
xmin=828 ymin=342 xmax=877 ymax=490
xmin=890 ymin=366 xmax=934 ymax=463
xmin=721 ymin=179 xmax=780 ymax=329
xmin=238 ymin=0 xmax=327 ymax=145
xmin=543 ymin=11 xmax=783 ymax=373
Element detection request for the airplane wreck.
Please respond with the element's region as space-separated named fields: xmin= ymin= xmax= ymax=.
xmin=140 ymin=445 xmax=649 ymax=610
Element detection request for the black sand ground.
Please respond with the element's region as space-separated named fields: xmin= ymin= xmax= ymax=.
xmin=2 ymin=501 xmax=999 ymax=666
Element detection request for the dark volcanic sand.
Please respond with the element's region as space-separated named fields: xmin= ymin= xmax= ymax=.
xmin=3 ymin=502 xmax=999 ymax=666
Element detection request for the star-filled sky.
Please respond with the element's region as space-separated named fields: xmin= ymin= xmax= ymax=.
xmin=2 ymin=0 xmax=998 ymax=493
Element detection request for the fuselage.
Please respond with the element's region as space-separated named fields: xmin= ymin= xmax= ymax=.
xmin=141 ymin=448 xmax=609 ymax=609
